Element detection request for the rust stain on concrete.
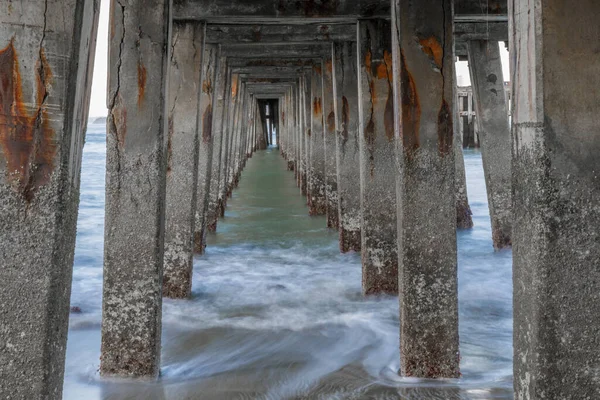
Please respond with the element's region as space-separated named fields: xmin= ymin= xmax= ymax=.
xmin=0 ymin=39 xmax=56 ymax=202
xmin=313 ymin=97 xmax=322 ymax=115
xmin=419 ymin=37 xmax=443 ymax=69
xmin=313 ymin=64 xmax=322 ymax=75
xmin=400 ymin=50 xmax=421 ymax=153
xmin=137 ymin=61 xmax=147 ymax=106
xmin=437 ymin=99 xmax=453 ymax=155
xmin=327 ymin=109 xmax=335 ymax=132
xmin=202 ymin=104 xmax=213 ymax=143
xmin=364 ymin=50 xmax=372 ymax=74
xmin=231 ymin=75 xmax=239 ymax=98
xmin=325 ymin=59 xmax=333 ymax=74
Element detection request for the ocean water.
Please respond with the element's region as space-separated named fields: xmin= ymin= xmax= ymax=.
xmin=63 ymin=123 xmax=513 ymax=399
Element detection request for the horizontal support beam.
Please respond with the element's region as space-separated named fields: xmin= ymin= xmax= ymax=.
xmin=454 ymin=0 xmax=507 ymax=16
xmin=222 ymin=44 xmax=331 ymax=58
xmin=174 ymin=0 xmax=390 ymax=21
xmin=206 ymin=23 xmax=356 ymax=43
xmin=454 ymin=21 xmax=508 ymax=41
xmin=242 ymin=76 xmax=301 ymax=82
xmin=227 ymin=58 xmax=320 ymax=67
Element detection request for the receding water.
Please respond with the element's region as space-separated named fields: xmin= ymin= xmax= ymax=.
xmin=63 ymin=123 xmax=513 ymax=399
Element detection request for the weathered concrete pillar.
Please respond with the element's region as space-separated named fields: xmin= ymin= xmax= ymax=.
xmin=332 ymin=42 xmax=361 ymax=253
xmin=247 ymin=94 xmax=255 ymax=157
xmin=391 ymin=0 xmax=459 ymax=378
xmin=454 ymin=70 xmax=473 ymax=229
xmin=163 ymin=22 xmax=204 ymax=298
xmin=297 ymin=76 xmax=305 ymax=188
xmin=0 ymin=2 xmax=99 ymax=397
xmin=206 ymin=55 xmax=228 ymax=233
xmin=219 ymin=72 xmax=238 ymax=210
xmin=192 ymin=43 xmax=218 ymax=254
xmin=308 ymin=62 xmax=327 ymax=215
xmin=510 ymin=1 xmax=600 ymax=398
xmin=293 ymin=83 xmax=301 ymax=176
xmin=303 ymin=73 xmax=312 ymax=199
xmin=288 ymin=86 xmax=297 ymax=170
xmin=101 ymin=0 xmax=171 ymax=379
xmin=467 ymin=41 xmax=511 ymax=248
xmin=230 ymin=82 xmax=246 ymax=189
xmin=357 ymin=20 xmax=398 ymax=295
xmin=323 ymin=51 xmax=339 ymax=229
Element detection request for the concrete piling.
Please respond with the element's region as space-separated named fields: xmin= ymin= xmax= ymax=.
xmin=163 ymin=22 xmax=205 ymax=298
xmin=322 ymin=51 xmax=339 ymax=229
xmin=357 ymin=19 xmax=398 ymax=295
xmin=467 ymin=40 xmax=512 ymax=248
xmin=308 ymin=62 xmax=327 ymax=216
xmin=332 ymin=42 xmax=361 ymax=253
xmin=101 ymin=0 xmax=171 ymax=379
xmin=191 ymin=43 xmax=218 ymax=254
xmin=391 ymin=0 xmax=459 ymax=378
xmin=510 ymin=0 xmax=600 ymax=398
xmin=206 ymin=55 xmax=228 ymax=233
xmin=0 ymin=1 xmax=100 ymax=397
xmin=454 ymin=76 xmax=473 ymax=229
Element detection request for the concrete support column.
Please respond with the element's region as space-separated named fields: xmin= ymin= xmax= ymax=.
xmin=357 ymin=20 xmax=398 ymax=295
xmin=303 ymin=73 xmax=312 ymax=199
xmin=231 ymin=82 xmax=246 ymax=189
xmin=297 ymin=75 xmax=305 ymax=189
xmin=467 ymin=41 xmax=512 ymax=249
xmin=206 ymin=55 xmax=228 ymax=232
xmin=0 ymin=2 xmax=99 ymax=397
xmin=293 ymin=83 xmax=301 ymax=177
xmin=192 ymin=43 xmax=218 ymax=254
xmin=391 ymin=0 xmax=459 ymax=378
xmin=101 ymin=0 xmax=171 ymax=378
xmin=248 ymin=94 xmax=255 ymax=157
xmin=454 ymin=80 xmax=474 ymax=229
xmin=333 ymin=42 xmax=361 ymax=253
xmin=510 ymin=1 xmax=600 ymax=398
xmin=323 ymin=51 xmax=339 ymax=229
xmin=219 ymin=72 xmax=238 ymax=210
xmin=308 ymin=62 xmax=327 ymax=215
xmin=163 ymin=22 xmax=204 ymax=298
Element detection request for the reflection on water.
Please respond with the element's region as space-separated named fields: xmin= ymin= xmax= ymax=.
xmin=64 ymin=124 xmax=513 ymax=399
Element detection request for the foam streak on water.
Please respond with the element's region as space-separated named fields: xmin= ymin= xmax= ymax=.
xmin=64 ymin=124 xmax=513 ymax=399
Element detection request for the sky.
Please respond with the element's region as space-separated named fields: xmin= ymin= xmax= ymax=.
xmin=88 ymin=0 xmax=510 ymax=117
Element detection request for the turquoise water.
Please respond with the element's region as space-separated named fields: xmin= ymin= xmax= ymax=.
xmin=63 ymin=123 xmax=512 ymax=399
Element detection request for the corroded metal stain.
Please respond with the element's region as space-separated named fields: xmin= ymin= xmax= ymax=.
xmin=437 ymin=100 xmax=453 ymax=155
xmin=419 ymin=37 xmax=443 ymax=70
xmin=231 ymin=75 xmax=239 ymax=98
xmin=364 ymin=50 xmax=372 ymax=74
xmin=325 ymin=59 xmax=333 ymax=74
xmin=137 ymin=62 xmax=147 ymax=106
xmin=313 ymin=64 xmax=322 ymax=75
xmin=0 ymin=40 xmax=56 ymax=202
xmin=400 ymin=50 xmax=420 ymax=153
xmin=313 ymin=97 xmax=322 ymax=116
xmin=327 ymin=109 xmax=335 ymax=132
xmin=202 ymin=78 xmax=213 ymax=94
xmin=203 ymin=104 xmax=213 ymax=143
